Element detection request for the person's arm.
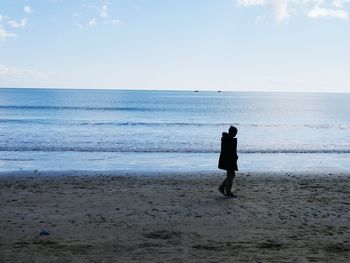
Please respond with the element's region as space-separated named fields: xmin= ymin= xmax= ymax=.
xmin=233 ymin=138 xmax=238 ymax=159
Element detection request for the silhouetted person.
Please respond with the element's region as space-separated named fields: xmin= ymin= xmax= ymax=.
xmin=218 ymin=126 xmax=238 ymax=197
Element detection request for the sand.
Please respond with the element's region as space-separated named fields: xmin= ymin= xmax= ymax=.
xmin=0 ymin=171 xmax=349 ymax=263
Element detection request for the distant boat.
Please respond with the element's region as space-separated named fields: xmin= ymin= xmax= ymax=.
xmin=217 ymin=90 xmax=222 ymax=93
xmin=194 ymin=90 xmax=199 ymax=92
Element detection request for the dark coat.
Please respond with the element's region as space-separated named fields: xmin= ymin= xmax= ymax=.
xmin=218 ymin=132 xmax=238 ymax=171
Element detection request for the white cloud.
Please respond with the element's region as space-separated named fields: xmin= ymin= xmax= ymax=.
xmin=0 ymin=7 xmax=30 ymax=41
xmin=88 ymin=18 xmax=96 ymax=26
xmin=237 ymin=0 xmax=290 ymax=22
xmin=100 ymin=5 xmax=109 ymax=18
xmin=237 ymin=0 xmax=266 ymax=6
xmin=0 ymin=15 xmax=10 ymax=22
xmin=7 ymin=18 xmax=27 ymax=28
xmin=75 ymin=4 xmax=121 ymax=29
xmin=331 ymin=0 xmax=350 ymax=8
xmin=237 ymin=0 xmax=350 ymax=22
xmin=76 ymin=23 xmax=83 ymax=30
xmin=0 ymin=65 xmax=45 ymax=80
xmin=308 ymin=6 xmax=349 ymax=18
xmin=24 ymin=6 xmax=32 ymax=14
xmin=110 ymin=19 xmax=121 ymax=26
xmin=332 ymin=0 xmax=344 ymax=8
xmin=271 ymin=0 xmax=290 ymax=22
xmin=0 ymin=27 xmax=17 ymax=40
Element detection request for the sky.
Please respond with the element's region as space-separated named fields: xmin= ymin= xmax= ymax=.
xmin=1 ymin=0 xmax=350 ymax=92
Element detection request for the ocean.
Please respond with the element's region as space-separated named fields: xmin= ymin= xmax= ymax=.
xmin=1 ymin=88 xmax=350 ymax=173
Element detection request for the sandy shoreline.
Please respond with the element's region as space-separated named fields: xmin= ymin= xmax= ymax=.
xmin=1 ymin=172 xmax=350 ymax=262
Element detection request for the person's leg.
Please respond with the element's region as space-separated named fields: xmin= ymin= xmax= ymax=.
xmin=219 ymin=169 xmax=229 ymax=191
xmin=219 ymin=178 xmax=227 ymax=190
xmin=225 ymin=170 xmax=235 ymax=194
xmin=218 ymin=172 xmax=228 ymax=195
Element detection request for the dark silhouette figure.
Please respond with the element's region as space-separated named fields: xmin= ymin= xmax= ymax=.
xmin=218 ymin=126 xmax=238 ymax=197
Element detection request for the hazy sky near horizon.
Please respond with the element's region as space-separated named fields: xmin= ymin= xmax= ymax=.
xmin=1 ymin=0 xmax=350 ymax=92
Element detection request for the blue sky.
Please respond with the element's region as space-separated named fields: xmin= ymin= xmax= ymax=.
xmin=1 ymin=0 xmax=350 ymax=92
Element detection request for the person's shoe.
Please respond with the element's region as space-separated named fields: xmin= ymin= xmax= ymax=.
xmin=218 ymin=187 xmax=225 ymax=196
xmin=225 ymin=192 xmax=237 ymax=198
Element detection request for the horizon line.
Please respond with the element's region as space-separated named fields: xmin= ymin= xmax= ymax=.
xmin=1 ymin=86 xmax=350 ymax=95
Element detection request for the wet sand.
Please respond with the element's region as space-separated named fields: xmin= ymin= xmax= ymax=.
xmin=0 ymin=171 xmax=349 ymax=262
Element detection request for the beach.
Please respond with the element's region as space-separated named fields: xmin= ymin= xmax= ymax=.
xmin=1 ymin=172 xmax=349 ymax=262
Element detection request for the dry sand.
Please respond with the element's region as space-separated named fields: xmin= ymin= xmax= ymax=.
xmin=0 ymin=171 xmax=349 ymax=263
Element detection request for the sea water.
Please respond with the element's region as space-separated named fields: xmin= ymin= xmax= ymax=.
xmin=1 ymin=88 xmax=350 ymax=172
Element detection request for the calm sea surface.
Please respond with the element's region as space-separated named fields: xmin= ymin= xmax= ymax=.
xmin=1 ymin=88 xmax=350 ymax=172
